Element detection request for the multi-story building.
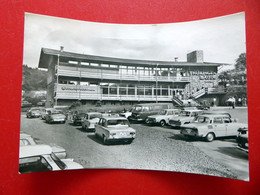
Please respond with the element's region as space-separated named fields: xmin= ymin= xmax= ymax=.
xmin=38 ymin=47 xmax=227 ymax=107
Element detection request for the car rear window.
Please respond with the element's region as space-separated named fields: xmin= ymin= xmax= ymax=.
xmin=107 ymin=119 xmax=129 ymax=126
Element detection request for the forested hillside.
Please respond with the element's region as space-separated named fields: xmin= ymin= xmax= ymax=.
xmin=22 ymin=65 xmax=47 ymax=91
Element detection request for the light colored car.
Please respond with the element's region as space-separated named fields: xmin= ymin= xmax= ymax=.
xmin=82 ymin=112 xmax=102 ymax=130
xmin=168 ymin=109 xmax=204 ymax=127
xmin=20 ymin=133 xmax=67 ymax=159
xmin=236 ymin=127 xmax=248 ymax=153
xmin=146 ymin=109 xmax=180 ymax=126
xmin=95 ymin=117 xmax=136 ymax=145
xmin=180 ymin=114 xmax=248 ymax=142
xmin=40 ymin=108 xmax=57 ymax=120
xmin=45 ymin=110 xmax=66 ymax=124
xmin=26 ymin=107 xmax=44 ymax=118
xmin=19 ymin=145 xmax=83 ymax=173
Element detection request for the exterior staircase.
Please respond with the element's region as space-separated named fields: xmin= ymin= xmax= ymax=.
xmin=172 ymin=96 xmax=184 ymax=106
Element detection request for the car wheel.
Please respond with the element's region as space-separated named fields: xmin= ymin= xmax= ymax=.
xmin=160 ymin=120 xmax=166 ymax=127
xmin=103 ymin=135 xmax=108 ymax=145
xmin=145 ymin=118 xmax=149 ymax=124
xmin=205 ymin=133 xmax=215 ymax=142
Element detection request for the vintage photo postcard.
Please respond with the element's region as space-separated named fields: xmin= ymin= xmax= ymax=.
xmin=20 ymin=12 xmax=248 ymax=180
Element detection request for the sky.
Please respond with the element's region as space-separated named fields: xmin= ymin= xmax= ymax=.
xmin=23 ymin=12 xmax=246 ymax=69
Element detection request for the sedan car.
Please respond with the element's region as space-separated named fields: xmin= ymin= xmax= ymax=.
xmin=95 ymin=117 xmax=136 ymax=145
xmin=40 ymin=108 xmax=57 ymax=120
xmin=180 ymin=114 xmax=248 ymax=142
xmin=146 ymin=109 xmax=180 ymax=126
xmin=236 ymin=127 xmax=248 ymax=153
xmin=81 ymin=112 xmax=102 ymax=131
xmin=168 ymin=109 xmax=204 ymax=128
xmin=119 ymin=107 xmax=133 ymax=119
xmin=19 ymin=145 xmax=83 ymax=174
xmin=26 ymin=107 xmax=44 ymax=118
xmin=20 ymin=133 xmax=67 ymax=159
xmin=45 ymin=110 xmax=66 ymax=124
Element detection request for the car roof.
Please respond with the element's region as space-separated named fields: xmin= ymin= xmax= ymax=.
xmin=199 ymin=114 xmax=231 ymax=118
xmin=203 ymin=111 xmax=231 ymax=117
xmin=20 ymin=133 xmax=32 ymax=139
xmin=101 ymin=116 xmax=127 ymax=120
xmin=19 ymin=145 xmax=52 ymax=158
xmin=181 ymin=109 xmax=203 ymax=112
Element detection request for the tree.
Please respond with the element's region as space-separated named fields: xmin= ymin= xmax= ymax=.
xmin=235 ymin=53 xmax=246 ymax=71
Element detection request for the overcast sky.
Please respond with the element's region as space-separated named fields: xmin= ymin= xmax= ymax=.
xmin=23 ymin=12 xmax=246 ymax=69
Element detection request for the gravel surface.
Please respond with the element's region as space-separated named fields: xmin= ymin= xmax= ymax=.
xmin=20 ymin=113 xmax=240 ymax=179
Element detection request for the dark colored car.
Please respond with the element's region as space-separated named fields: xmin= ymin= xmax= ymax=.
xmin=236 ymin=127 xmax=248 ymax=153
xmin=26 ymin=107 xmax=44 ymax=118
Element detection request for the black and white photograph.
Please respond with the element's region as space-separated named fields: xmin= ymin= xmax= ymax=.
xmin=20 ymin=12 xmax=248 ymax=180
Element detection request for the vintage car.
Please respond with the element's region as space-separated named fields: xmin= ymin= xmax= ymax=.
xmin=146 ymin=109 xmax=180 ymax=126
xmin=45 ymin=110 xmax=66 ymax=124
xmin=40 ymin=108 xmax=57 ymax=120
xmin=26 ymin=107 xmax=44 ymax=118
xmin=20 ymin=133 xmax=67 ymax=159
xmin=73 ymin=112 xmax=87 ymax=125
xmin=81 ymin=112 xmax=102 ymax=130
xmin=95 ymin=117 xmax=136 ymax=145
xmin=236 ymin=127 xmax=248 ymax=153
xmin=129 ymin=103 xmax=173 ymax=122
xmin=180 ymin=114 xmax=248 ymax=142
xmin=19 ymin=145 xmax=83 ymax=173
xmin=168 ymin=109 xmax=204 ymax=128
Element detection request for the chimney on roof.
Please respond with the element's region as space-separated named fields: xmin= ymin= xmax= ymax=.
xmin=187 ymin=50 xmax=204 ymax=63
xmin=60 ymin=46 xmax=64 ymax=52
xmin=174 ymin=57 xmax=178 ymax=62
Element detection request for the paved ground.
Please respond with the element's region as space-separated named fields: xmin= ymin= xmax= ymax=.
xmin=20 ymin=107 xmax=249 ymax=180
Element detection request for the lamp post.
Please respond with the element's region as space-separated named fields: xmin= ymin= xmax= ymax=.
xmin=55 ymin=54 xmax=60 ymax=106
xmin=155 ymin=63 xmax=159 ymax=103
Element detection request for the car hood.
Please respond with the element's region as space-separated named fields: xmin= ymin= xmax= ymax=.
xmin=51 ymin=114 xmax=66 ymax=118
xmin=62 ymin=159 xmax=83 ymax=169
xmin=170 ymin=116 xmax=189 ymax=121
xmin=182 ymin=123 xmax=207 ymax=129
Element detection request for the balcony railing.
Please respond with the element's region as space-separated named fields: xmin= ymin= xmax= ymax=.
xmin=56 ymin=65 xmax=190 ymax=83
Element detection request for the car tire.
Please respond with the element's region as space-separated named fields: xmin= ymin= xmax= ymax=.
xmin=145 ymin=118 xmax=149 ymax=124
xmin=103 ymin=135 xmax=108 ymax=145
xmin=205 ymin=133 xmax=215 ymax=142
xmin=160 ymin=120 xmax=166 ymax=127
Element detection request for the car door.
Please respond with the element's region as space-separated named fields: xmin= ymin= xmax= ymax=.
xmin=95 ymin=118 xmax=103 ymax=136
xmin=212 ymin=117 xmax=226 ymax=137
xmin=223 ymin=117 xmax=237 ymax=136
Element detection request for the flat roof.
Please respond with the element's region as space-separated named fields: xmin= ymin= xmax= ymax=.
xmin=39 ymin=48 xmax=228 ymax=69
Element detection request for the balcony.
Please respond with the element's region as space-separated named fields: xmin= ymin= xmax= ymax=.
xmin=56 ymin=65 xmax=190 ymax=83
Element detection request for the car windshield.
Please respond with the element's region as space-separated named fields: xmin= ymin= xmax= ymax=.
xmin=89 ymin=114 xmax=101 ymax=119
xmin=193 ymin=116 xmax=210 ymax=123
xmin=180 ymin=111 xmax=190 ymax=116
xmin=50 ymin=153 xmax=67 ymax=170
xmin=51 ymin=111 xmax=60 ymax=115
xmin=31 ymin=108 xmax=40 ymax=111
xmin=134 ymin=106 xmax=142 ymax=112
xmin=107 ymin=119 xmax=130 ymax=127
xmin=159 ymin=110 xmax=167 ymax=115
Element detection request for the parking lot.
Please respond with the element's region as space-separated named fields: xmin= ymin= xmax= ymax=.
xmin=20 ymin=107 xmax=249 ymax=180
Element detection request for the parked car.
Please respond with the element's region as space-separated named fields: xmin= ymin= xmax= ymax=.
xmin=19 ymin=145 xmax=83 ymax=173
xmin=45 ymin=110 xmax=66 ymax=124
xmin=20 ymin=133 xmax=67 ymax=159
xmin=37 ymin=100 xmax=46 ymax=106
xmin=146 ymin=109 xmax=180 ymax=126
xmin=21 ymin=101 xmax=32 ymax=108
xmin=26 ymin=107 xmax=44 ymax=118
xmin=73 ymin=112 xmax=87 ymax=125
xmin=168 ymin=109 xmax=204 ymax=128
xmin=119 ymin=107 xmax=134 ymax=119
xmin=236 ymin=127 xmax=248 ymax=153
xmin=81 ymin=112 xmax=102 ymax=131
xmin=95 ymin=116 xmax=136 ymax=145
xmin=129 ymin=103 xmax=173 ymax=122
xmin=180 ymin=114 xmax=248 ymax=142
xmin=40 ymin=108 xmax=57 ymax=120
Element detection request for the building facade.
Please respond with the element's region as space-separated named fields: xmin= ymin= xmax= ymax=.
xmin=38 ymin=48 xmax=227 ymax=107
